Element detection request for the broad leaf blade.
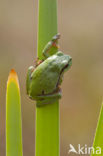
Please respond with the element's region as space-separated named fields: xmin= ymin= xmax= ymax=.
xmin=6 ymin=69 xmax=23 ymax=156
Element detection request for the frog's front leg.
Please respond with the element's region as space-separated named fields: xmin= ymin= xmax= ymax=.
xmin=42 ymin=34 xmax=60 ymax=58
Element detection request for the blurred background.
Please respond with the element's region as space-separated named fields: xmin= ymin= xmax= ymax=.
xmin=0 ymin=0 xmax=103 ymax=155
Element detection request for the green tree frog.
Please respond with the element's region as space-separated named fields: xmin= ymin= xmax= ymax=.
xmin=26 ymin=34 xmax=72 ymax=105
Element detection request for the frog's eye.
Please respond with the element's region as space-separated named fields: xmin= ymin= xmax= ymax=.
xmin=57 ymin=51 xmax=63 ymax=56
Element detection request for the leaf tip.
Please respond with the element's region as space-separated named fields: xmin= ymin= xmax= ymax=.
xmin=7 ymin=69 xmax=19 ymax=88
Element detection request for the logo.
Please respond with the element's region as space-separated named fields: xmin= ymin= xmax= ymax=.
xmin=68 ymin=144 xmax=101 ymax=155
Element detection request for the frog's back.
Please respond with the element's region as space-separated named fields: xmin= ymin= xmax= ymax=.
xmin=29 ymin=58 xmax=60 ymax=97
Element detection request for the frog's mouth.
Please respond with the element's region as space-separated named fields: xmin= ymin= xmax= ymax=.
xmin=60 ymin=58 xmax=72 ymax=74
xmin=60 ymin=64 xmax=69 ymax=74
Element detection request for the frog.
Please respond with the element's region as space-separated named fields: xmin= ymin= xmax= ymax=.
xmin=26 ymin=34 xmax=72 ymax=106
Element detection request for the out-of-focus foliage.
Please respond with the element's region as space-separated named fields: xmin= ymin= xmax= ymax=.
xmin=0 ymin=0 xmax=103 ymax=155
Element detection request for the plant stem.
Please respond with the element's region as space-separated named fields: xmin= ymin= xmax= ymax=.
xmin=37 ymin=0 xmax=58 ymax=60
xmin=6 ymin=69 xmax=23 ymax=156
xmin=35 ymin=0 xmax=59 ymax=156
xmin=36 ymin=102 xmax=59 ymax=156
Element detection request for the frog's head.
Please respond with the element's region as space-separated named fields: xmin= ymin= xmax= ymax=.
xmin=54 ymin=51 xmax=72 ymax=87
xmin=56 ymin=51 xmax=72 ymax=73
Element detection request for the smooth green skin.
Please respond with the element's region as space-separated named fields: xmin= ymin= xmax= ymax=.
xmin=26 ymin=37 xmax=72 ymax=105
xmin=6 ymin=81 xmax=23 ymax=156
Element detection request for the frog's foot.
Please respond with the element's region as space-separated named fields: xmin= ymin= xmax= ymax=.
xmin=50 ymin=33 xmax=60 ymax=49
xmin=34 ymin=58 xmax=43 ymax=67
xmin=52 ymin=42 xmax=60 ymax=49
xmin=52 ymin=33 xmax=61 ymax=42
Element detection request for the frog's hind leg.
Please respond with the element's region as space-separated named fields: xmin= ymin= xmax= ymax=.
xmin=26 ymin=66 xmax=34 ymax=95
xmin=36 ymin=91 xmax=61 ymax=106
xmin=42 ymin=34 xmax=61 ymax=58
